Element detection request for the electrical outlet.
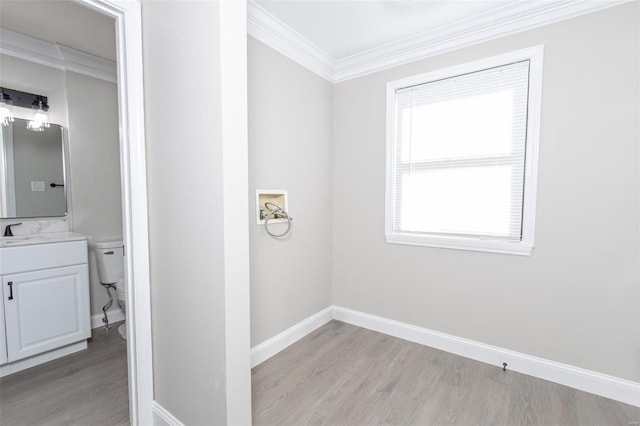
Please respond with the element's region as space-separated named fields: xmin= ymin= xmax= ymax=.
xmin=31 ymin=181 xmax=45 ymax=192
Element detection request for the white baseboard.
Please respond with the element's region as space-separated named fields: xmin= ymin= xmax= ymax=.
xmin=251 ymin=306 xmax=333 ymax=367
xmin=0 ymin=341 xmax=87 ymax=377
xmin=249 ymin=305 xmax=640 ymax=407
xmin=332 ymin=305 xmax=640 ymax=408
xmin=152 ymin=401 xmax=185 ymax=426
xmin=91 ymin=308 xmax=125 ymax=329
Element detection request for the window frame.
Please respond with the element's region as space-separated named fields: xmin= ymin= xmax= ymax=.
xmin=385 ymin=45 xmax=544 ymax=256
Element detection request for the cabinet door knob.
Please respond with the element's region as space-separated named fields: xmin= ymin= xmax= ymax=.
xmin=7 ymin=281 xmax=13 ymax=300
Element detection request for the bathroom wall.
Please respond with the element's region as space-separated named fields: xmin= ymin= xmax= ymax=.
xmin=65 ymin=71 xmax=122 ymax=317
xmin=248 ymin=36 xmax=334 ymax=346
xmin=0 ymin=54 xmax=122 ymax=319
xmin=332 ymin=2 xmax=639 ymax=382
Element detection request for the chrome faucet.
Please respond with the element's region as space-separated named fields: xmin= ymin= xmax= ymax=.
xmin=3 ymin=223 xmax=22 ymax=237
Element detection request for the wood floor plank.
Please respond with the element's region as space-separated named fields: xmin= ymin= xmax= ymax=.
xmin=253 ymin=320 xmax=640 ymax=426
xmin=575 ymin=390 xmax=640 ymax=426
xmin=252 ymin=322 xmax=363 ymax=419
xmin=0 ymin=323 xmax=129 ymax=426
xmin=304 ymin=334 xmax=407 ymax=425
xmin=254 ymin=324 xmax=384 ymax=424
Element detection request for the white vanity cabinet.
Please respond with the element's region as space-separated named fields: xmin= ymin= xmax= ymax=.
xmin=0 ymin=289 xmax=6 ymax=365
xmin=0 ymin=236 xmax=91 ymax=371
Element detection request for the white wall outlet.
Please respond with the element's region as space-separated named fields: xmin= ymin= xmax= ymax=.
xmin=31 ymin=181 xmax=45 ymax=192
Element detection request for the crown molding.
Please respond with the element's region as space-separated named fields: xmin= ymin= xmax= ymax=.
xmin=0 ymin=28 xmax=65 ymax=70
xmin=57 ymin=44 xmax=117 ymax=83
xmin=247 ymin=0 xmax=335 ymax=81
xmin=333 ymin=0 xmax=630 ymax=82
xmin=0 ymin=28 xmax=117 ymax=83
xmin=248 ymin=0 xmax=630 ymax=83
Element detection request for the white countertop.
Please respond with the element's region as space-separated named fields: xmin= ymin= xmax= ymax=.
xmin=0 ymin=232 xmax=87 ymax=248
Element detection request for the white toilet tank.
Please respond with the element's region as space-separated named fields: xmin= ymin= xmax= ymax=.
xmin=95 ymin=240 xmax=124 ymax=284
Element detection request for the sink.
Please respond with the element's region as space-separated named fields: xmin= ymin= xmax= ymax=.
xmin=0 ymin=232 xmax=87 ymax=248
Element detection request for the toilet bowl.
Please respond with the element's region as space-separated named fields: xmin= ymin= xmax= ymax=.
xmin=95 ymin=240 xmax=126 ymax=340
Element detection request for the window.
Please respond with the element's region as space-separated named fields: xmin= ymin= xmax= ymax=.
xmin=385 ymin=46 xmax=543 ymax=255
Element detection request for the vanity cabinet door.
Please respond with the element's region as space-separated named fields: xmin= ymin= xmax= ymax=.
xmin=0 ymin=280 xmax=7 ymax=365
xmin=2 ymin=264 xmax=90 ymax=363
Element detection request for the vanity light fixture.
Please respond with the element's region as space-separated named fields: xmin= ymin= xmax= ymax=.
xmin=0 ymin=89 xmax=14 ymax=127
xmin=27 ymin=96 xmax=50 ymax=132
xmin=0 ymin=87 xmax=50 ymax=131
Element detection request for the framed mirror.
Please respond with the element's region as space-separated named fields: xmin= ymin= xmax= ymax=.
xmin=0 ymin=118 xmax=67 ymax=218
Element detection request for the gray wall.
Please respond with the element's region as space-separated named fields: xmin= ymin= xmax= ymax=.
xmin=248 ymin=37 xmax=333 ymax=346
xmin=142 ymin=2 xmax=228 ymax=424
xmin=332 ymin=3 xmax=639 ymax=382
xmin=65 ymin=71 xmax=122 ymax=316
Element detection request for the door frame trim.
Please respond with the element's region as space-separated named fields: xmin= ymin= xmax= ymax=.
xmin=75 ymin=1 xmax=153 ymax=424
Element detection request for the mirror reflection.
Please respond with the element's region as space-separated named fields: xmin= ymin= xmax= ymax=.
xmin=0 ymin=118 xmax=66 ymax=218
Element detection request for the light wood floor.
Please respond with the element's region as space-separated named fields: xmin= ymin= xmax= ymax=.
xmin=252 ymin=320 xmax=640 ymax=426
xmin=0 ymin=323 xmax=129 ymax=426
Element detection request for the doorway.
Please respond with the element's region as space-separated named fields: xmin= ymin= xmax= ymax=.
xmin=0 ymin=0 xmax=152 ymax=423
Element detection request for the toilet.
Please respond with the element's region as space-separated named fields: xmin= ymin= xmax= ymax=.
xmin=95 ymin=240 xmax=126 ymax=340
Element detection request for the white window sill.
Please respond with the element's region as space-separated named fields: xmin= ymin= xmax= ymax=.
xmin=385 ymin=233 xmax=533 ymax=256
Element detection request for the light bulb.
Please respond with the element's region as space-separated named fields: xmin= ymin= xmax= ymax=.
xmin=27 ymin=108 xmax=49 ymax=132
xmin=0 ymin=97 xmax=14 ymax=127
xmin=27 ymin=96 xmax=50 ymax=132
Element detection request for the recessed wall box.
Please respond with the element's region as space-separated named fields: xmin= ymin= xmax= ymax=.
xmin=255 ymin=189 xmax=288 ymax=225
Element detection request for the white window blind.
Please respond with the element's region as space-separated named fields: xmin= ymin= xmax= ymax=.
xmin=386 ymin=47 xmax=543 ymax=254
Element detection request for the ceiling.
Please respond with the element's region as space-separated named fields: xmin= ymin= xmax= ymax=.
xmin=251 ymin=0 xmax=627 ymax=81
xmin=1 ymin=0 xmax=627 ymax=80
xmin=0 ymin=0 xmax=116 ymax=61
xmin=257 ymin=0 xmax=513 ymax=60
